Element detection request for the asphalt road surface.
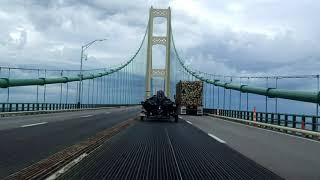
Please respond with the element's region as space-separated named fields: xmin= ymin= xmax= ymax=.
xmin=183 ymin=115 xmax=320 ymax=180
xmin=0 ymin=106 xmax=139 ymax=178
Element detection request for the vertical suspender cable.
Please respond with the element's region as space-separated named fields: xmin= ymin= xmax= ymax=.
xmin=128 ymin=65 xmax=130 ymax=104
xmin=217 ymin=83 xmax=220 ymax=109
xmin=37 ymin=69 xmax=39 ymax=103
xmin=120 ymin=71 xmax=123 ymax=104
xmin=81 ymin=73 xmax=84 ymax=105
xmin=110 ymin=73 xmax=112 ymax=104
xmin=66 ymin=81 xmax=69 ymax=104
xmin=275 ymin=77 xmax=278 ymax=114
xmin=95 ymin=77 xmax=98 ymax=104
xmin=239 ymin=77 xmax=242 ymax=111
xmin=96 ymin=77 xmax=99 ymax=104
xmin=247 ymin=77 xmax=249 ymax=112
xmin=265 ymin=77 xmax=268 ymax=114
xmin=44 ymin=70 xmax=47 ymax=103
xmin=100 ymin=76 xmax=103 ymax=104
xmin=121 ymin=70 xmax=123 ymax=104
xmin=223 ymin=76 xmax=226 ymax=110
xmin=103 ymin=71 xmax=106 ymax=104
xmin=229 ymin=77 xmax=232 ymax=110
xmin=112 ymin=73 xmax=115 ymax=104
xmin=60 ymin=70 xmax=63 ymax=104
xmin=204 ymin=73 xmax=207 ymax=108
xmin=316 ymin=75 xmax=319 ymax=115
xmin=76 ymin=82 xmax=78 ymax=104
xmin=130 ymin=63 xmax=132 ymax=104
xmin=106 ymin=73 xmax=109 ymax=104
xmin=123 ymin=68 xmax=125 ymax=104
xmin=317 ymin=75 xmax=319 ymax=131
xmin=213 ymin=75 xmax=215 ymax=109
xmin=110 ymin=72 xmax=112 ymax=104
xmin=123 ymin=66 xmax=128 ymax=104
xmin=96 ymin=77 xmax=98 ymax=104
xmin=88 ymin=79 xmax=90 ymax=104
xmin=124 ymin=67 xmax=126 ymax=104
xmin=117 ymin=71 xmax=119 ymax=104
xmin=82 ymin=78 xmax=84 ymax=105
xmin=92 ymin=78 xmax=95 ymax=104
xmin=126 ymin=66 xmax=128 ymax=104
xmin=7 ymin=68 xmax=10 ymax=103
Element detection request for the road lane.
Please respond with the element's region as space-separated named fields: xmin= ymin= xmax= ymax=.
xmin=0 ymin=106 xmax=138 ymax=131
xmin=182 ymin=115 xmax=320 ymax=180
xmin=0 ymin=107 xmax=139 ymax=178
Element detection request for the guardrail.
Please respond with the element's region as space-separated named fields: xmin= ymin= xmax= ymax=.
xmin=204 ymin=108 xmax=319 ymax=132
xmin=0 ymin=103 xmax=138 ymax=113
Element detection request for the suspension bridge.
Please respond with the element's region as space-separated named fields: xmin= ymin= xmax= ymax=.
xmin=0 ymin=7 xmax=320 ymax=180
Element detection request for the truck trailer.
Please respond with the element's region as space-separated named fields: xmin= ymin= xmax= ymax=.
xmin=175 ymin=81 xmax=203 ymax=115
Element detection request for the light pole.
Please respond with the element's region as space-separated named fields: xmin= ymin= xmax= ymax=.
xmin=77 ymin=38 xmax=107 ymax=108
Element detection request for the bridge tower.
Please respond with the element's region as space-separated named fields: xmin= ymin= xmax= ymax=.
xmin=145 ymin=7 xmax=172 ymax=98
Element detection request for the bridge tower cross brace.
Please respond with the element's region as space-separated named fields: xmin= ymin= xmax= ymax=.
xmin=145 ymin=7 xmax=172 ymax=98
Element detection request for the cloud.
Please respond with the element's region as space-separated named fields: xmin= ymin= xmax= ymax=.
xmin=0 ymin=1 xmax=319 ymax=114
xmin=170 ymin=0 xmax=320 ymax=76
xmin=0 ymin=0 xmax=154 ymax=69
xmin=1 ymin=0 xmax=317 ymax=76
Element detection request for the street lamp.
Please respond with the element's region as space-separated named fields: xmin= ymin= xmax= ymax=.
xmin=77 ymin=38 xmax=107 ymax=108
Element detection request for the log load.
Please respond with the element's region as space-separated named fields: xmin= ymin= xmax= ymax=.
xmin=176 ymin=81 xmax=203 ymax=107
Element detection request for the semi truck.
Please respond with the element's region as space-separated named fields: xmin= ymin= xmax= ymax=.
xmin=175 ymin=81 xmax=203 ymax=115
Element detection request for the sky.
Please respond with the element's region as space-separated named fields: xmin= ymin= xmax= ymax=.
xmin=0 ymin=0 xmax=319 ymax=75
xmin=0 ymin=0 xmax=319 ymax=114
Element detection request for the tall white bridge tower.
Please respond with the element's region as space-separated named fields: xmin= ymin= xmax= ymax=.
xmin=145 ymin=7 xmax=172 ymax=98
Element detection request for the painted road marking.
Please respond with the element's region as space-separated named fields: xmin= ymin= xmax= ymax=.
xmin=208 ymin=133 xmax=226 ymax=144
xmin=186 ymin=120 xmax=193 ymax=125
xmin=21 ymin=122 xmax=48 ymax=128
xmin=46 ymin=153 xmax=88 ymax=180
xmin=80 ymin=115 xmax=93 ymax=118
xmin=105 ymin=112 xmax=110 ymax=114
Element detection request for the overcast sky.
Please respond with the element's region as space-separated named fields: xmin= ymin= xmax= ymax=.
xmin=0 ymin=0 xmax=319 ymax=76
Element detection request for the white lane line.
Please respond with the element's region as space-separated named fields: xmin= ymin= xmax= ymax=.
xmin=21 ymin=122 xmax=48 ymax=128
xmin=80 ymin=115 xmax=93 ymax=118
xmin=165 ymin=129 xmax=183 ymax=180
xmin=105 ymin=112 xmax=110 ymax=114
xmin=208 ymin=133 xmax=226 ymax=144
xmin=45 ymin=153 xmax=88 ymax=180
xmin=186 ymin=120 xmax=193 ymax=125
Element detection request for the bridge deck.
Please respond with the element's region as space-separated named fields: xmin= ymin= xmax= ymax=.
xmin=0 ymin=107 xmax=138 ymax=178
xmin=58 ymin=119 xmax=282 ymax=180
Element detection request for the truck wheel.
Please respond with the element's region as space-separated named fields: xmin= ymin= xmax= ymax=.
xmin=174 ymin=115 xmax=178 ymax=123
xmin=140 ymin=116 xmax=145 ymax=121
